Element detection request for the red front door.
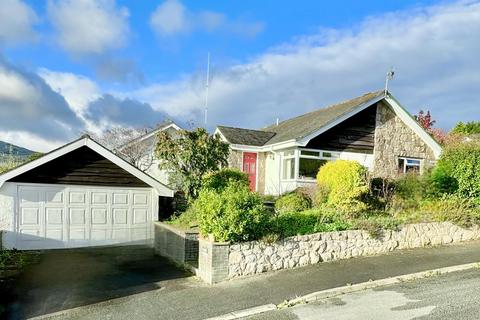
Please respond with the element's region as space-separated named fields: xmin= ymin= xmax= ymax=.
xmin=243 ymin=152 xmax=257 ymax=191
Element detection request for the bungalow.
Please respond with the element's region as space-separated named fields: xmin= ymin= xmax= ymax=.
xmin=117 ymin=120 xmax=183 ymax=187
xmin=215 ymin=90 xmax=442 ymax=195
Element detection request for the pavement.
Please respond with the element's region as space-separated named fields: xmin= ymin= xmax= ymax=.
xmin=4 ymin=246 xmax=193 ymax=320
xmin=240 ymin=268 xmax=480 ymax=319
xmin=21 ymin=240 xmax=480 ymax=320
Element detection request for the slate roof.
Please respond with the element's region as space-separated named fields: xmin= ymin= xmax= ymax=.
xmin=216 ymin=126 xmax=276 ymax=146
xmin=217 ymin=90 xmax=385 ymax=146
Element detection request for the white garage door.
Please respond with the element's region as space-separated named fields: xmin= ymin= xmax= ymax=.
xmin=15 ymin=184 xmax=154 ymax=250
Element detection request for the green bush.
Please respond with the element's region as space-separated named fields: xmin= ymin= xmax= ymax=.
xmin=167 ymin=207 xmax=198 ymax=229
xmin=270 ymin=208 xmax=351 ymax=237
xmin=436 ymin=141 xmax=480 ymax=198
xmin=275 ymin=192 xmax=312 ymax=214
xmin=316 ymin=160 xmax=369 ymax=214
xmin=420 ymin=194 xmax=480 ymax=227
xmin=194 ymin=181 xmax=269 ymax=242
xmin=451 ymin=121 xmax=480 ymax=135
xmin=427 ymin=165 xmax=458 ymax=196
xmin=202 ymin=168 xmax=250 ymax=192
xmin=352 ymin=215 xmax=401 ymax=238
xmin=271 ymin=211 xmax=318 ymax=237
xmin=395 ymin=173 xmax=427 ymax=200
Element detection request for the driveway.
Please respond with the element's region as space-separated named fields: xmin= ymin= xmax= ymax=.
xmin=5 ymin=246 xmax=194 ymax=320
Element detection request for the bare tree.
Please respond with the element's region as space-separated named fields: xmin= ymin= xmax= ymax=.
xmin=90 ymin=127 xmax=155 ymax=171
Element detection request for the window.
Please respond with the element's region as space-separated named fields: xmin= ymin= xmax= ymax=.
xmin=299 ymin=158 xmax=328 ymax=179
xmin=300 ymin=150 xmax=320 ymax=157
xmin=282 ymin=157 xmax=295 ymax=180
xmin=398 ymin=157 xmax=422 ymax=174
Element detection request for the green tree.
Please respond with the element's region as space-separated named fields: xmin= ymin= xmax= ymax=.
xmin=155 ymin=128 xmax=229 ymax=201
xmin=451 ymin=121 xmax=480 ymax=135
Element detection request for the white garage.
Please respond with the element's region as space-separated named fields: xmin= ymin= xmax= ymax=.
xmin=0 ymin=135 xmax=173 ymax=250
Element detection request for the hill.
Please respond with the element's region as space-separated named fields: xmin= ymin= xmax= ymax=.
xmin=0 ymin=141 xmax=35 ymax=162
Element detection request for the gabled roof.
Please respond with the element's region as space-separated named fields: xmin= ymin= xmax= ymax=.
xmin=119 ymin=120 xmax=183 ymax=150
xmin=0 ymin=135 xmax=174 ymax=196
xmin=216 ymin=126 xmax=276 ymax=146
xmin=262 ymin=90 xmax=385 ymax=145
xmin=215 ymin=90 xmax=442 ymax=158
xmin=217 ymin=90 xmax=385 ymax=147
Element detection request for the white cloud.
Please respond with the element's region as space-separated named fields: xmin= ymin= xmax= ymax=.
xmin=0 ymin=0 xmax=38 ymax=44
xmin=38 ymin=69 xmax=100 ymax=114
xmin=0 ymin=59 xmax=84 ymax=150
xmin=150 ymin=0 xmax=264 ymax=38
xmin=150 ymin=0 xmax=189 ymax=36
xmin=47 ymin=0 xmax=130 ymax=55
xmin=138 ymin=1 xmax=480 ymax=131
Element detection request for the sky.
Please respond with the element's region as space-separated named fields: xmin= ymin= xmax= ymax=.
xmin=0 ymin=0 xmax=479 ymax=152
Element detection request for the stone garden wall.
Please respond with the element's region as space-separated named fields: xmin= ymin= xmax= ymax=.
xmin=227 ymin=222 xmax=480 ymax=279
xmin=192 ymin=222 xmax=480 ymax=283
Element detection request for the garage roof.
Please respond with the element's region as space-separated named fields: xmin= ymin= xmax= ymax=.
xmin=0 ymin=135 xmax=174 ymax=197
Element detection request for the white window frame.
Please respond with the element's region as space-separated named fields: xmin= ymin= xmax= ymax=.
xmin=281 ymin=148 xmax=339 ymax=181
xmin=398 ymin=157 xmax=422 ymax=174
xmin=281 ymin=150 xmax=297 ymax=181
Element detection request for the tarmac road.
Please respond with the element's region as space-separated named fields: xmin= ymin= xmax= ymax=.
xmin=242 ymin=268 xmax=480 ymax=320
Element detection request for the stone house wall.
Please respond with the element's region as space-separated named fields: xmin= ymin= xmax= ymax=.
xmin=257 ymin=152 xmax=266 ymax=194
xmin=227 ymin=149 xmax=242 ymax=170
xmin=373 ymin=102 xmax=436 ymax=178
xmin=227 ymin=149 xmax=267 ymax=194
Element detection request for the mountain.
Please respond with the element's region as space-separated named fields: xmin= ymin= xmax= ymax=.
xmin=0 ymin=141 xmax=35 ymax=161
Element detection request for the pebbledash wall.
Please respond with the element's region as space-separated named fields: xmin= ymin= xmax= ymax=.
xmin=197 ymin=222 xmax=480 ymax=284
xmin=373 ymin=102 xmax=436 ymax=178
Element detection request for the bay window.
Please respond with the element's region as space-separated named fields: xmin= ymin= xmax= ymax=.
xmin=282 ymin=149 xmax=339 ymax=180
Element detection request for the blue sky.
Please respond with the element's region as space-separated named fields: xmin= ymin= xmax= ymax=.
xmin=0 ymin=0 xmax=478 ymax=151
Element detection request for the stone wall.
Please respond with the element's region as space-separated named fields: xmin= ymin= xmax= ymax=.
xmin=257 ymin=152 xmax=266 ymax=194
xmin=228 ymin=149 xmax=243 ymax=171
xmin=373 ymin=102 xmax=436 ymax=178
xmin=154 ymin=222 xmax=199 ymax=265
xmin=222 ymin=222 xmax=479 ymax=280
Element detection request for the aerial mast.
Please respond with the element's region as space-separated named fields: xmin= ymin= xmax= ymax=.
xmin=204 ymin=52 xmax=210 ymax=127
xmin=385 ymin=67 xmax=395 ymax=95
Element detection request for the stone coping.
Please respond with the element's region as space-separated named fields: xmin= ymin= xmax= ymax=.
xmin=154 ymin=221 xmax=199 ymax=236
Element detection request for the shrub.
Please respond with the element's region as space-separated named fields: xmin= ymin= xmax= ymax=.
xmin=352 ymin=215 xmax=401 ymax=238
xmin=451 ymin=121 xmax=480 ymax=135
xmin=275 ymin=192 xmax=312 ymax=214
xmin=202 ymin=168 xmax=249 ymax=192
xmin=427 ymin=165 xmax=458 ymax=196
xmin=316 ymin=160 xmax=369 ymax=215
xmin=194 ymin=181 xmax=269 ymax=242
xmin=420 ymin=194 xmax=480 ymax=228
xmin=271 ymin=211 xmax=318 ymax=237
xmin=167 ymin=207 xmax=198 ymax=229
xmin=394 ymin=173 xmax=427 ymax=200
xmin=436 ymin=141 xmax=480 ymax=198
xmin=270 ymin=208 xmax=352 ymax=237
